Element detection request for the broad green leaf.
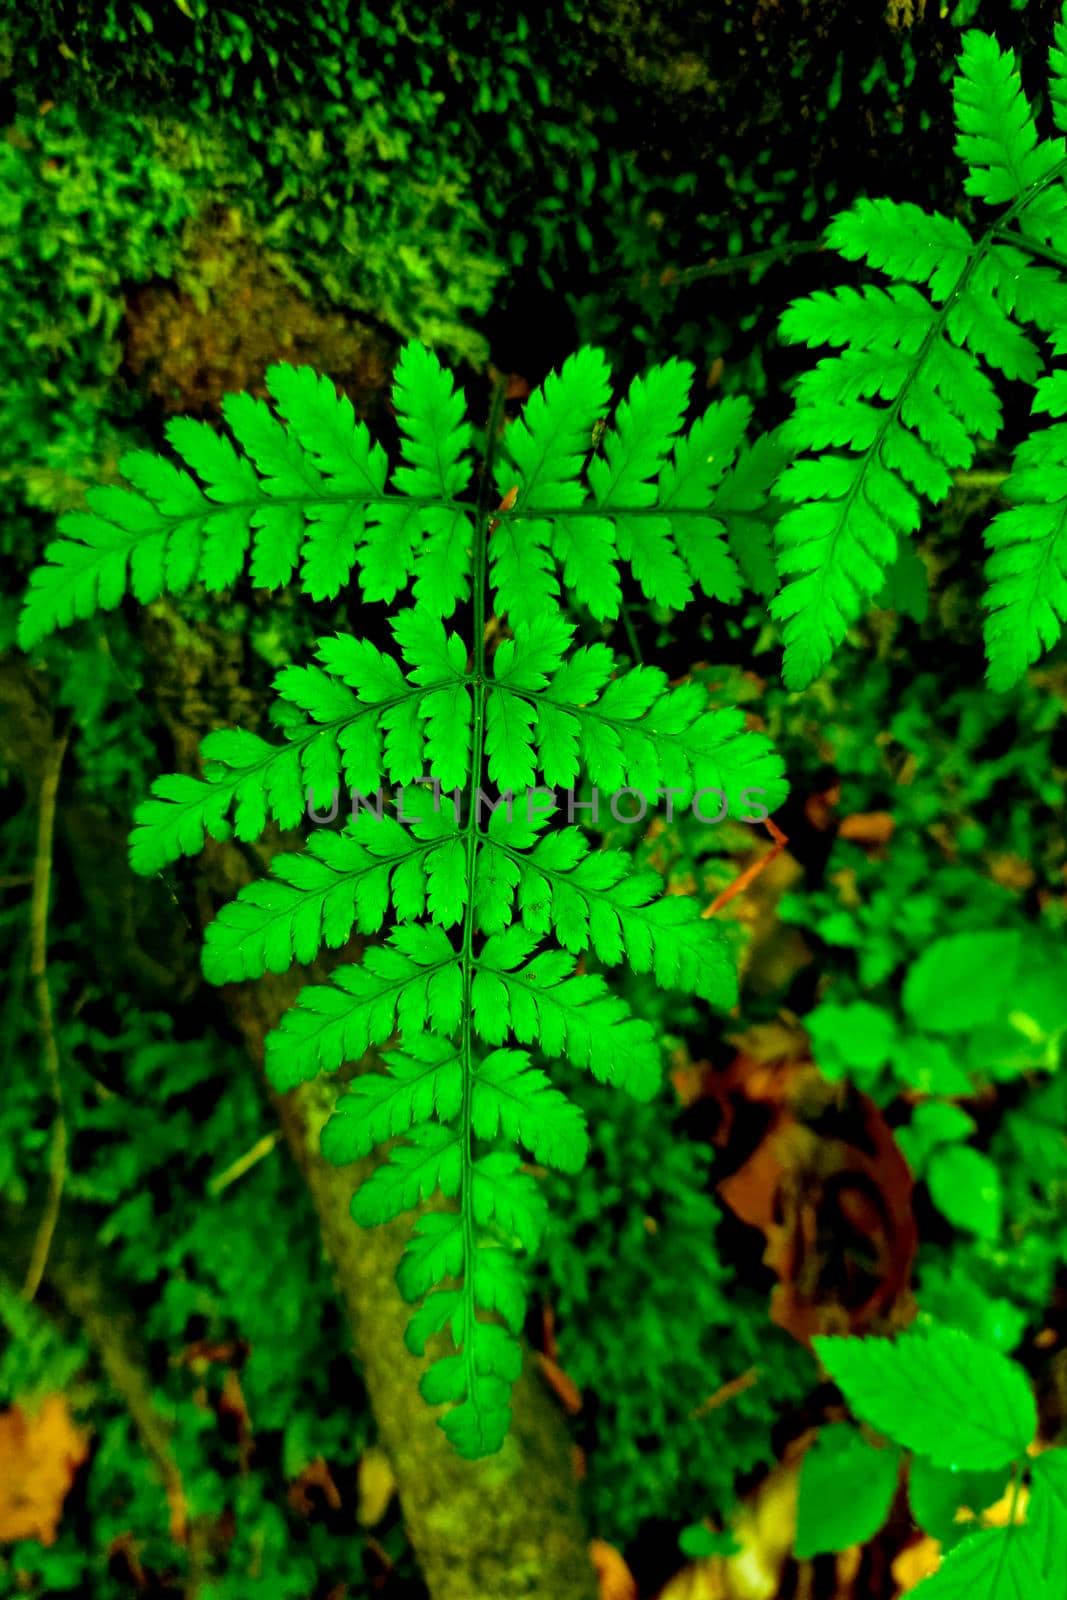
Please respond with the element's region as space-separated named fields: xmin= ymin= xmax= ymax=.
xmin=795 ymin=1424 xmax=900 ymax=1558
xmin=814 ymin=1324 xmax=1037 ymax=1470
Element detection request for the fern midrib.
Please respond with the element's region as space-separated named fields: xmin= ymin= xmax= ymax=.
xmin=454 ymin=384 xmax=508 ymax=1433
xmin=794 ymin=155 xmax=1067 ymax=645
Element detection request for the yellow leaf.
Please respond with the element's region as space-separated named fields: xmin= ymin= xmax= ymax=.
xmin=0 ymin=1395 xmax=90 ymax=1546
xmin=356 ymin=1446 xmax=396 ymax=1527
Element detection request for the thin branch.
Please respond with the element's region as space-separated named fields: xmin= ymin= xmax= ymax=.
xmin=23 ymin=724 xmax=71 ymax=1303
xmin=642 ymin=237 xmax=825 ymax=291
xmin=701 ymin=816 xmax=789 ymax=920
xmin=206 ymin=1130 xmax=282 ymax=1196
xmin=953 ymin=468 xmax=1009 ymax=490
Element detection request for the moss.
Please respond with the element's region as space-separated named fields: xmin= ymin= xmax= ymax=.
xmin=124 ymin=209 xmax=395 ymax=417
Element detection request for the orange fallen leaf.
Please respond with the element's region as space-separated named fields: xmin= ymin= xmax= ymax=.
xmin=591 ymin=1537 xmax=638 ymax=1600
xmin=838 ymin=811 xmax=895 ymax=846
xmin=537 ymin=1352 xmax=583 ymax=1415
xmin=0 ymin=1394 xmax=90 ymax=1545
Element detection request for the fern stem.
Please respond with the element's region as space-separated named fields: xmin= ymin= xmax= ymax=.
xmin=619 ymin=600 xmax=644 ymax=666
xmin=456 ymin=378 xmax=510 ymax=1421
xmin=650 ymin=236 xmax=824 ymax=289
xmin=995 ymin=225 xmax=1067 ymax=276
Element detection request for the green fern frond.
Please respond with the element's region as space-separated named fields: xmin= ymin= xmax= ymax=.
xmin=771 ymin=24 xmax=1067 ymax=689
xmin=25 ymin=337 xmax=785 ymax=1460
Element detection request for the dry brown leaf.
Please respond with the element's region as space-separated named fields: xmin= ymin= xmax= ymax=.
xmin=0 ymin=1394 xmax=90 ymax=1545
xmin=288 ymin=1456 xmax=344 ymax=1519
xmin=717 ymin=1074 xmax=916 ymax=1344
xmin=591 ymin=1537 xmax=638 ymax=1600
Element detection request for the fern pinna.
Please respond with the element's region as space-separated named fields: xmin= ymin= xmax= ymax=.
xmin=19 ymin=343 xmax=786 ymax=1457
xmin=773 ymin=19 xmax=1067 ymax=690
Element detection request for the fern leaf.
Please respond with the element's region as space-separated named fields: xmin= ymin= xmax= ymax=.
xmin=491 ymin=638 xmax=787 ymax=811
xmin=827 ymin=198 xmax=973 ymax=300
xmin=320 ymin=1038 xmax=462 ymax=1163
xmin=471 ymin=1150 xmax=547 ymax=1250
xmin=492 ymin=347 xmax=613 ymax=627
xmin=17 ymin=471 xmax=208 ymax=649
xmin=484 ymin=824 xmax=738 ymax=1005
xmin=472 ymin=933 xmax=661 ymax=1100
xmin=391 ymin=342 xmax=475 ymax=616
xmin=588 ymin=360 xmax=695 ymax=610
xmin=130 ymin=620 xmax=472 ymax=875
xmin=770 ymin=24 xmax=1067 ymax=687
xmin=264 ymin=926 xmax=462 ymax=1091
xmin=251 ymin=363 xmax=391 ymax=600
xmin=201 ymin=797 xmax=459 ymax=984
xmin=711 ymin=430 xmax=791 ymax=597
xmin=470 ymin=1048 xmax=589 ymax=1173
xmin=1051 ymin=16 xmax=1067 ymax=138
xmin=771 ymin=196 xmax=1061 ymax=683
xmin=35 ymin=338 xmax=790 ymax=1462
xmin=18 ymin=345 xmax=477 ymax=643
xmin=352 ymin=1122 xmax=463 ymax=1223
xmin=485 ymin=691 xmax=539 ymax=793
xmin=984 ymin=416 xmax=1067 ymax=689
xmin=496 ymin=347 xmax=614 ymax=511
xmin=954 ymin=30 xmax=1063 ymax=206
xmin=656 ymin=396 xmax=749 ymax=602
